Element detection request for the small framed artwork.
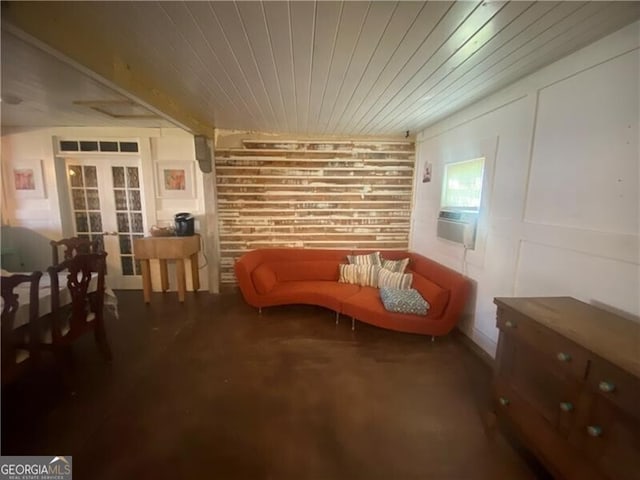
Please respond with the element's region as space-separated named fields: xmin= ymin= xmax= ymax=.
xmin=422 ymin=161 xmax=432 ymax=183
xmin=12 ymin=159 xmax=46 ymax=198
xmin=156 ymin=161 xmax=195 ymax=198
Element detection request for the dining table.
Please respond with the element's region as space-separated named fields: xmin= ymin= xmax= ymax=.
xmin=1 ymin=270 xmax=119 ymax=328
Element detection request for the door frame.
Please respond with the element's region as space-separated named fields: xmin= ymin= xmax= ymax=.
xmin=53 ymin=138 xmax=158 ymax=288
xmin=54 ymin=137 xmax=157 ymax=237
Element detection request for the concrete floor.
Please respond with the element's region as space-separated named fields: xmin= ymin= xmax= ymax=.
xmin=2 ymin=291 xmax=546 ymax=479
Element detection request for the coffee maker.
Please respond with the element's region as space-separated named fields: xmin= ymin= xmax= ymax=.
xmin=174 ymin=212 xmax=195 ymax=236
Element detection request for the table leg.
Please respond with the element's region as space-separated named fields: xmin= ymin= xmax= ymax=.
xmin=190 ymin=253 xmax=200 ymax=291
xmin=159 ymin=259 xmax=169 ymax=292
xmin=176 ymin=259 xmax=186 ymax=303
xmin=141 ymin=259 xmax=152 ymax=303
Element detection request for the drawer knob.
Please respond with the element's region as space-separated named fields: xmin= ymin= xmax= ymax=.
xmin=587 ymin=425 xmax=603 ymax=437
xmin=499 ymin=397 xmax=510 ymax=406
xmin=559 ymin=402 xmax=574 ymax=412
xmin=556 ymin=352 xmax=572 ymax=362
xmin=504 ymin=320 xmax=516 ymax=328
xmin=598 ymin=381 xmax=616 ymax=393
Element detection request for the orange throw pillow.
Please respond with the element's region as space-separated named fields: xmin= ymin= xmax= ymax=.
xmin=252 ymin=264 xmax=277 ymax=294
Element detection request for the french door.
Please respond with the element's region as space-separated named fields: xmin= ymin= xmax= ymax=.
xmin=64 ymin=157 xmax=149 ymax=289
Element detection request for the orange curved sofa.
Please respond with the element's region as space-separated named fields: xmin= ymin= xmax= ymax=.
xmin=234 ymin=248 xmax=471 ymax=337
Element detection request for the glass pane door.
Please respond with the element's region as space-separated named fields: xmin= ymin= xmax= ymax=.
xmin=64 ymin=158 xmax=148 ymax=289
xmin=68 ymin=164 xmax=104 ymax=250
xmin=112 ymin=166 xmax=145 ymax=277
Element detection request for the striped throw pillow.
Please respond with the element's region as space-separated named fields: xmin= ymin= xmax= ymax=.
xmin=339 ymin=264 xmax=380 ymax=288
xmin=339 ymin=264 xmax=360 ymax=285
xmin=347 ymin=251 xmax=381 ymax=266
xmin=378 ymin=268 xmax=412 ymax=290
xmin=381 ymin=257 xmax=409 ymax=273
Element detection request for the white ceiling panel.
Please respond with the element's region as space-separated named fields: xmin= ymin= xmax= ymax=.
xmin=0 ymin=31 xmax=174 ymax=128
xmin=351 ymin=0 xmax=508 ymax=134
xmin=315 ymin=1 xmax=376 ymax=131
xmin=235 ymin=1 xmax=289 ymax=131
xmin=331 ymin=1 xmax=451 ymax=134
xmin=358 ymin=0 xmax=533 ymax=133
xmin=212 ymin=1 xmax=279 ymax=126
xmin=290 ymin=1 xmax=318 ymax=132
xmin=2 ymin=1 xmax=639 ymax=136
xmin=306 ymin=1 xmax=344 ymax=134
xmin=402 ymin=1 xmax=634 ymax=129
xmin=261 ymin=1 xmax=298 ymax=133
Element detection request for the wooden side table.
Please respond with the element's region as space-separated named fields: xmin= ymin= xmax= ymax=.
xmin=133 ymin=234 xmax=200 ymax=303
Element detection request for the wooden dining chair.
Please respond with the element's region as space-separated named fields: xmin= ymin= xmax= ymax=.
xmin=44 ymin=252 xmax=112 ymax=361
xmin=50 ymin=236 xmax=102 ymax=266
xmin=1 ymin=271 xmax=43 ymax=385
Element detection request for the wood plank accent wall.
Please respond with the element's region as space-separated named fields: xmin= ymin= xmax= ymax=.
xmin=215 ymin=139 xmax=415 ymax=285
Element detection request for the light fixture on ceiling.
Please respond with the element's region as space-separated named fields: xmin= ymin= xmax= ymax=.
xmin=73 ymin=100 xmax=159 ymax=119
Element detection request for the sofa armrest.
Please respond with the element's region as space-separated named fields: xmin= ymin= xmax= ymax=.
xmin=234 ymin=252 xmax=263 ymax=307
xmin=409 ymin=252 xmax=472 ymax=335
xmin=441 ymin=278 xmax=471 ymax=332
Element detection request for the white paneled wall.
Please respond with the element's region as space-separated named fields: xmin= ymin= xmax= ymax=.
xmin=0 ymin=128 xmax=62 ymax=270
xmin=524 ymin=53 xmax=638 ymax=236
xmin=150 ymin=135 xmax=204 ymax=225
xmin=411 ymin=22 xmax=640 ymax=356
xmin=149 ymin=135 xmax=206 ymax=292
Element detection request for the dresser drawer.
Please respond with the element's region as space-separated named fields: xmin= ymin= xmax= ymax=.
xmin=493 ymin=381 xmax=604 ymax=480
xmin=586 ymin=357 xmax=640 ymax=421
xmin=506 ymin=338 xmax=581 ymax=434
xmin=570 ymin=396 xmax=640 ymax=480
xmin=497 ymin=307 xmax=589 ymax=380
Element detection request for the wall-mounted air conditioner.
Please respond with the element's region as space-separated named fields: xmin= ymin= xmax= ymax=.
xmin=436 ymin=210 xmax=478 ymax=249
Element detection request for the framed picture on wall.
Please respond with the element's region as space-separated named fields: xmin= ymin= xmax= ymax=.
xmin=12 ymin=159 xmax=46 ymax=198
xmin=155 ymin=161 xmax=195 ymax=198
xmin=422 ymin=161 xmax=432 ymax=183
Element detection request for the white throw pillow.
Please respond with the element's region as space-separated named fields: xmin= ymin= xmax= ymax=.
xmin=339 ymin=264 xmax=380 ymax=288
xmin=347 ymin=251 xmax=381 ymax=266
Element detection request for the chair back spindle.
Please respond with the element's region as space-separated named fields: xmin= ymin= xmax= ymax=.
xmin=0 ymin=271 xmax=43 ymax=384
xmin=50 ymin=237 xmax=102 ymax=266
xmin=46 ymin=253 xmax=111 ymax=360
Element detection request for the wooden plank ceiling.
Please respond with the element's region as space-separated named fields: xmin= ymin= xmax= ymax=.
xmin=2 ymin=1 xmax=639 ymax=136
